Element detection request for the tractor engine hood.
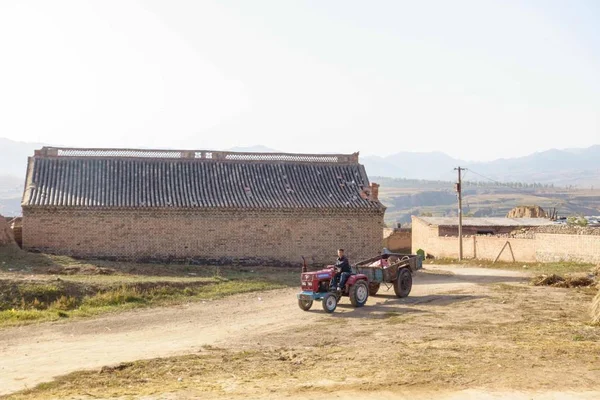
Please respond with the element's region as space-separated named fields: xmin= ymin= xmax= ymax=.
xmin=302 ymin=266 xmax=335 ymax=281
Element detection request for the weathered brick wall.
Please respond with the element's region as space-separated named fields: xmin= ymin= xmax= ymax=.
xmin=411 ymin=217 xmax=441 ymax=256
xmin=474 ymin=237 xmax=536 ymax=262
xmin=383 ymin=228 xmax=411 ymax=252
xmin=412 ymin=216 xmax=599 ymax=263
xmin=22 ymin=208 xmax=384 ymax=265
xmin=536 ymin=233 xmax=600 ymax=264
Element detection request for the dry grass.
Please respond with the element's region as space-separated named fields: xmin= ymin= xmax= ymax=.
xmin=530 ymin=274 xmax=596 ymax=288
xmin=0 ymin=279 xmax=287 ymax=327
xmin=0 ymin=247 xmax=299 ymax=327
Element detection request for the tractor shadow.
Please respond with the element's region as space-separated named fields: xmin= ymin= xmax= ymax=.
xmin=330 ymin=293 xmax=485 ymax=319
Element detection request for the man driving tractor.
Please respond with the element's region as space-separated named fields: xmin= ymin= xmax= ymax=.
xmin=330 ymin=248 xmax=351 ymax=292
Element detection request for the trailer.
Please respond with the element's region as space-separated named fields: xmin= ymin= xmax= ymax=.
xmin=352 ymin=253 xmax=422 ymax=297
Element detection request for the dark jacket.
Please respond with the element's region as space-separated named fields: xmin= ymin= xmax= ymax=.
xmin=335 ymin=256 xmax=351 ymax=273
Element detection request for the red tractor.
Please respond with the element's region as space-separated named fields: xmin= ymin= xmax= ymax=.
xmin=296 ymin=258 xmax=369 ymax=313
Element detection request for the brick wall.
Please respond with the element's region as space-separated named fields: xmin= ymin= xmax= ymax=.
xmin=22 ymin=208 xmax=384 ymax=265
xmin=536 ymin=233 xmax=600 ymax=264
xmin=412 ymin=216 xmax=599 ymax=264
xmin=383 ymin=228 xmax=411 ymax=252
xmin=411 ymin=216 xmax=440 ymax=256
xmin=474 ymin=236 xmax=536 ymax=262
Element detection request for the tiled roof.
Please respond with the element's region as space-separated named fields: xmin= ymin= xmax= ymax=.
xmin=22 ymin=148 xmax=383 ymax=210
xmin=416 ymin=216 xmax=553 ymax=227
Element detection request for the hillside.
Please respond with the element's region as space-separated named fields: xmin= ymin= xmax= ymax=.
xmin=362 ymin=146 xmax=600 ymax=186
xmin=377 ymin=177 xmax=600 ymax=226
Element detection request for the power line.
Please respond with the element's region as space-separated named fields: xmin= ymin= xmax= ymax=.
xmin=466 ymin=169 xmax=507 ymax=187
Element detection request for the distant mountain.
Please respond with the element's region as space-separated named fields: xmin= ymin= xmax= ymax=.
xmin=0 ymin=139 xmax=45 ymax=216
xmin=465 ymin=146 xmax=600 ymax=186
xmin=0 ymin=138 xmax=46 ymax=177
xmin=361 ymin=145 xmax=600 ymax=187
xmin=361 ymin=151 xmax=458 ymax=181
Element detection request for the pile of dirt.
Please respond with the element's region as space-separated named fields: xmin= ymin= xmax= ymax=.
xmin=531 ymin=274 xmax=596 ymax=288
xmin=592 ymin=290 xmax=600 ymax=324
xmin=506 ymin=205 xmax=547 ymax=218
xmin=0 ymin=215 xmax=17 ymax=247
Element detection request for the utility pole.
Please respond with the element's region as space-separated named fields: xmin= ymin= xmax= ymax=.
xmin=454 ymin=167 xmax=465 ymax=261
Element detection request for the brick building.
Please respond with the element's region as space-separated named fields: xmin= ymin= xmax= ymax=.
xmin=412 ymin=216 xmax=553 ymax=261
xmin=21 ymin=147 xmax=385 ymax=265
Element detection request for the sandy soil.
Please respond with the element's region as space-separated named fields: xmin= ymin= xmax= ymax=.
xmin=1 ymin=265 xmax=598 ymax=399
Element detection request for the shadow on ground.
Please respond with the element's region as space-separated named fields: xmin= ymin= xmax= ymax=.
xmin=318 ymin=294 xmax=486 ymax=319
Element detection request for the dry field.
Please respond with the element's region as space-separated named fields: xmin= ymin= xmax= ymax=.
xmin=1 ymin=260 xmax=599 ymax=399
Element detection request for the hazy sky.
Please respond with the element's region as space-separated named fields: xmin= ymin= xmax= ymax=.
xmin=1 ymin=0 xmax=599 ymax=161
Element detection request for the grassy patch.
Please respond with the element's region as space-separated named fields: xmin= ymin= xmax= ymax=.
xmin=0 ymin=279 xmax=286 ymax=327
xmin=0 ymin=247 xmax=299 ymax=327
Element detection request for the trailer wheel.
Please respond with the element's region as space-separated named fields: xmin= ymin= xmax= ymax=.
xmin=368 ymin=283 xmax=380 ymax=296
xmin=394 ymin=268 xmax=412 ymax=298
xmin=322 ymin=293 xmax=338 ymax=313
xmin=298 ymin=299 xmax=313 ymax=311
xmin=349 ymin=280 xmax=369 ymax=307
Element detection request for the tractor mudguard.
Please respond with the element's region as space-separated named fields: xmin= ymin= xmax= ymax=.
xmin=345 ymin=274 xmax=368 ymax=286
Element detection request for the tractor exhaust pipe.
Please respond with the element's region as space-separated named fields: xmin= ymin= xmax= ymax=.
xmin=301 ymin=256 xmax=307 ymax=273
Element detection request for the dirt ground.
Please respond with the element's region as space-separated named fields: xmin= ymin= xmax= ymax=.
xmin=1 ymin=265 xmax=599 ymax=399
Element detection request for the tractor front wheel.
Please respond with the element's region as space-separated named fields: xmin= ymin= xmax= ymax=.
xmin=349 ymin=280 xmax=369 ymax=307
xmin=368 ymin=282 xmax=380 ymax=296
xmin=394 ymin=268 xmax=413 ymax=298
xmin=322 ymin=293 xmax=338 ymax=313
xmin=298 ymin=299 xmax=313 ymax=311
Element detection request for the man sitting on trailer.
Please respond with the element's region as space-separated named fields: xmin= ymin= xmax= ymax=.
xmin=330 ymin=249 xmax=352 ymax=292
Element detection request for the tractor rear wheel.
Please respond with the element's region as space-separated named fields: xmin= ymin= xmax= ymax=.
xmin=298 ymin=299 xmax=313 ymax=311
xmin=394 ymin=268 xmax=412 ymax=298
xmin=322 ymin=293 xmax=338 ymax=313
xmin=349 ymin=280 xmax=369 ymax=307
xmin=368 ymin=282 xmax=380 ymax=296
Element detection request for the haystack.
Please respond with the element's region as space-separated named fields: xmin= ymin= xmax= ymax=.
xmin=506 ymin=205 xmax=547 ymax=218
xmin=0 ymin=215 xmax=17 ymax=247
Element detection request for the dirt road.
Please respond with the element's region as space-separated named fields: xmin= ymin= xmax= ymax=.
xmin=1 ymin=266 xmax=599 ymax=399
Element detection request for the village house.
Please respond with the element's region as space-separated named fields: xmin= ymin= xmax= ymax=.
xmin=21 ymin=147 xmax=385 ymax=265
xmin=411 ymin=215 xmax=600 ymax=264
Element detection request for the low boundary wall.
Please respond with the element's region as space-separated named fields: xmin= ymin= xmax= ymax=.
xmin=412 ymin=217 xmax=600 ymax=264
